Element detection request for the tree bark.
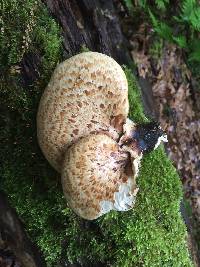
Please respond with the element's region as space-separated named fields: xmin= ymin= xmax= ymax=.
xmin=43 ymin=0 xmax=132 ymax=65
xmin=0 ymin=192 xmax=46 ymax=267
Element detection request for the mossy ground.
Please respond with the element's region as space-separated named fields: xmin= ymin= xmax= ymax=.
xmin=0 ymin=1 xmax=193 ymax=266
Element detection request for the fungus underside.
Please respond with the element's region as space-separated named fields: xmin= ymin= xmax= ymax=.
xmin=0 ymin=1 xmax=193 ymax=266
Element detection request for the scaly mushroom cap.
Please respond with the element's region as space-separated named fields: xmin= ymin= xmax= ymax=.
xmin=61 ymin=134 xmax=139 ymax=220
xmin=37 ymin=52 xmax=129 ymax=172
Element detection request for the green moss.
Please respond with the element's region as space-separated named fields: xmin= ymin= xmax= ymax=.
xmin=125 ymin=68 xmax=149 ymax=124
xmin=0 ymin=0 xmax=61 ymax=73
xmin=80 ymin=45 xmax=90 ymax=53
xmin=0 ymin=1 xmax=193 ymax=266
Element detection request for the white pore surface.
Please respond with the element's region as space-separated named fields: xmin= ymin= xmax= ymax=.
xmin=132 ymin=154 xmax=142 ymax=177
xmin=99 ymin=156 xmax=140 ymax=215
xmin=154 ymin=134 xmax=168 ymax=150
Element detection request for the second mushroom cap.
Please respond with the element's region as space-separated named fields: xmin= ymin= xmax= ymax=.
xmin=61 ymin=134 xmax=138 ymax=220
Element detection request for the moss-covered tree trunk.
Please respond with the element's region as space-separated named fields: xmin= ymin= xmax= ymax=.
xmin=0 ymin=1 xmax=133 ymax=266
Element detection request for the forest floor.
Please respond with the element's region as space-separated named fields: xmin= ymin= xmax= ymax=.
xmin=117 ymin=2 xmax=200 ymax=266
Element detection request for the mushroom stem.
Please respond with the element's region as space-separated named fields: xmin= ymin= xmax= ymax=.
xmin=119 ymin=119 xmax=168 ymax=157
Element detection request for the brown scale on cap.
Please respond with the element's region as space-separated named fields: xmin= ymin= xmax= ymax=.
xmin=37 ymin=52 xmax=128 ymax=172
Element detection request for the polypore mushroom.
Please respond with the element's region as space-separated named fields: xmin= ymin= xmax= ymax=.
xmin=37 ymin=52 xmax=167 ymax=220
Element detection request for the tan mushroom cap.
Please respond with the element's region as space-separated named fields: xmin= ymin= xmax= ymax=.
xmin=37 ymin=52 xmax=129 ymax=172
xmin=61 ymin=134 xmax=139 ymax=220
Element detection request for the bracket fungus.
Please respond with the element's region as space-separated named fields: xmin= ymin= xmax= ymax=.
xmin=37 ymin=52 xmax=167 ymax=220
